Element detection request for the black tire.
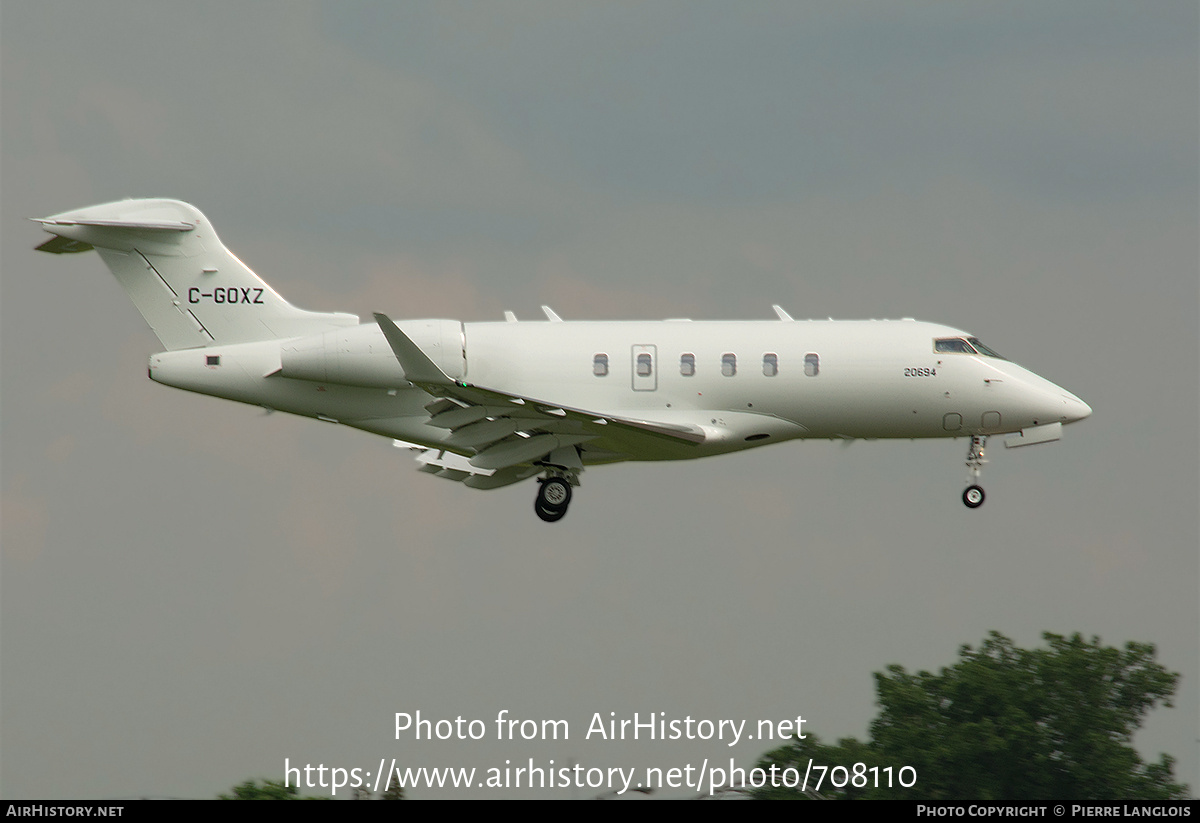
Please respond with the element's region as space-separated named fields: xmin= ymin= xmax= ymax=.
xmin=962 ymin=484 xmax=985 ymax=509
xmin=535 ymin=501 xmax=567 ymax=522
xmin=537 ymin=478 xmax=572 ymax=512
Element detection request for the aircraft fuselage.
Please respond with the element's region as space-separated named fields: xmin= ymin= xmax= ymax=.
xmin=149 ymin=317 xmax=1089 ymax=463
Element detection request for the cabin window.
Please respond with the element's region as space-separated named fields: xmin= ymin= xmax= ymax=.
xmin=636 ymin=352 xmax=652 ymax=377
xmin=593 ymin=353 xmax=609 ymax=377
xmin=762 ymin=353 xmax=778 ymax=377
xmin=722 ymin=353 xmax=737 ymax=377
xmin=206 ymin=355 xmax=220 ymax=366
xmin=804 ymin=353 xmax=819 ymax=377
xmin=680 ymin=353 xmax=695 ymax=376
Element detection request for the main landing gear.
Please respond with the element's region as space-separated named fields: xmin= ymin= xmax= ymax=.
xmin=533 ymin=447 xmax=583 ymax=523
xmin=534 ymin=476 xmax=573 ymax=523
xmin=962 ymin=435 xmax=987 ymax=509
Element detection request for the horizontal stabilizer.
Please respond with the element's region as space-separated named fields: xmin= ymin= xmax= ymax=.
xmin=34 ymin=235 xmax=94 ymax=254
xmin=33 ymin=217 xmax=194 ymax=231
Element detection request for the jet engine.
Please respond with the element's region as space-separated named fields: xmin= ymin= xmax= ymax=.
xmin=279 ymin=319 xmax=464 ymax=388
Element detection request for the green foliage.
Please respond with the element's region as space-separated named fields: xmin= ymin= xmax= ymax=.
xmin=218 ymin=778 xmax=327 ymax=800
xmin=219 ymin=777 xmax=404 ymax=800
xmin=379 ymin=781 xmax=406 ymax=800
xmin=755 ymin=632 xmax=1187 ymax=800
xmin=754 ymin=733 xmax=887 ymax=800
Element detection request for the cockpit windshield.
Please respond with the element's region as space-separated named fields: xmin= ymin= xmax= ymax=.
xmin=966 ymin=338 xmax=1005 ymax=359
xmin=933 ymin=337 xmax=1007 ymax=359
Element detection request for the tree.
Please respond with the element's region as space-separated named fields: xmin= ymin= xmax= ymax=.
xmin=218 ymin=777 xmax=404 ymax=800
xmin=379 ymin=781 xmax=406 ymax=800
xmin=755 ymin=632 xmax=1187 ymax=800
xmin=218 ymin=778 xmax=327 ymax=800
xmin=753 ymin=733 xmax=887 ymax=800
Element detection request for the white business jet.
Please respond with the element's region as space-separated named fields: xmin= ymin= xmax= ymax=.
xmin=34 ymin=199 xmax=1091 ymax=522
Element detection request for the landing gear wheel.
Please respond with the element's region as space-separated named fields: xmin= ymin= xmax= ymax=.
xmin=962 ymin=485 xmax=985 ymax=509
xmin=535 ymin=501 xmax=567 ymax=522
xmin=537 ymin=478 xmax=572 ymax=512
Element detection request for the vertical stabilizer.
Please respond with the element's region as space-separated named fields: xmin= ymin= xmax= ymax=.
xmin=34 ymin=199 xmax=357 ymax=349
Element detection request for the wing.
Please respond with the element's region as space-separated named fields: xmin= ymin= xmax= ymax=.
xmin=374 ymin=313 xmax=705 ymax=488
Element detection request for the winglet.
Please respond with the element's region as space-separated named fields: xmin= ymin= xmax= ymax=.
xmin=373 ymin=313 xmax=454 ymax=386
xmin=541 ymin=306 xmax=563 ymax=322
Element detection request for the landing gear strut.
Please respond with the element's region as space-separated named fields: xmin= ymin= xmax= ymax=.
xmin=962 ymin=435 xmax=987 ymax=509
xmin=534 ymin=476 xmax=573 ymax=523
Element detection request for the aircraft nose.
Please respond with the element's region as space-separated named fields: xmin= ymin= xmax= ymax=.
xmin=1063 ymin=393 xmax=1092 ymax=423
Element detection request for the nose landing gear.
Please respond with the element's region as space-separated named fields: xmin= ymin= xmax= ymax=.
xmin=963 ymin=484 xmax=985 ymax=508
xmin=962 ymin=435 xmax=988 ymax=509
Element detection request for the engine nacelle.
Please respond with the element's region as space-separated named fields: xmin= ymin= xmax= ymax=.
xmin=279 ymin=319 xmax=464 ymax=388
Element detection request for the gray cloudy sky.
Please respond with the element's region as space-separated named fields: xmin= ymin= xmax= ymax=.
xmin=2 ymin=1 xmax=1196 ymax=799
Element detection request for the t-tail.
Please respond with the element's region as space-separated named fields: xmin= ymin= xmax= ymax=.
xmin=33 ymin=199 xmax=358 ymax=349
